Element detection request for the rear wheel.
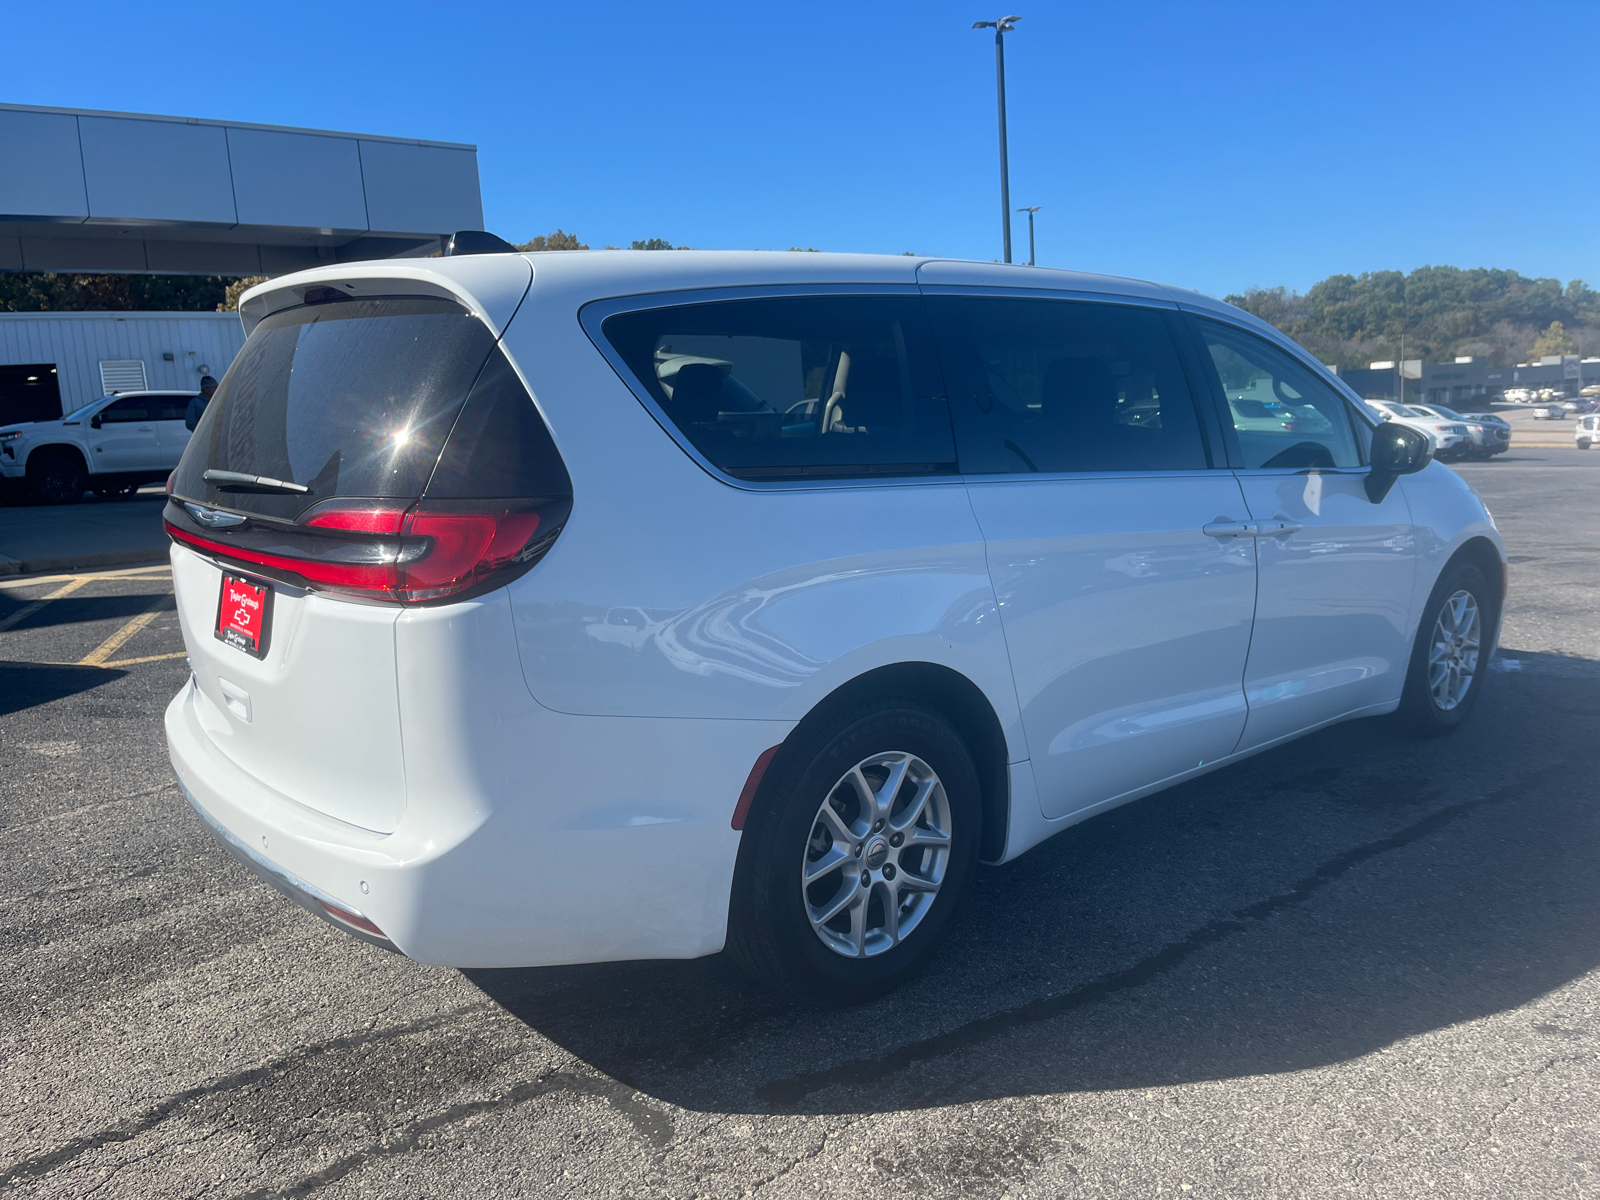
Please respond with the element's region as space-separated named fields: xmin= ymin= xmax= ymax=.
xmin=27 ymin=449 xmax=87 ymax=505
xmin=1580 ymin=438 xmax=1592 ymax=450
xmin=1395 ymin=562 xmax=1494 ymax=737
xmin=727 ymin=696 xmax=980 ymax=1006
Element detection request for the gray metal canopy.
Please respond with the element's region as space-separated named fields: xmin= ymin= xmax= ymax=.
xmin=0 ymin=103 xmax=484 ymax=275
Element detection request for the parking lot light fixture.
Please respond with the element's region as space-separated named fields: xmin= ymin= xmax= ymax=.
xmin=973 ymin=15 xmax=1020 ymax=263
xmin=1017 ymin=205 xmax=1041 ymax=266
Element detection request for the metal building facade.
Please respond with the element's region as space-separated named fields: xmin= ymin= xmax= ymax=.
xmin=0 ymin=311 xmax=246 ymax=416
xmin=0 ymin=103 xmax=484 ymax=275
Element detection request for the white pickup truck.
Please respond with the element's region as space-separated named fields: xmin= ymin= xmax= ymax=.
xmin=0 ymin=390 xmax=197 ymax=504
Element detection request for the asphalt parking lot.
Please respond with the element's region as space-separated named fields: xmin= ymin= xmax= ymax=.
xmin=3 ymin=449 xmax=1598 ymax=1200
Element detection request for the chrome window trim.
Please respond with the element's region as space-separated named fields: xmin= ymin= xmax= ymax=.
xmin=963 ymin=467 xmax=1222 ymax=486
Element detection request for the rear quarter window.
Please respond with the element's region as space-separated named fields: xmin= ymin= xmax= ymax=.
xmin=599 ymin=294 xmax=956 ymax=481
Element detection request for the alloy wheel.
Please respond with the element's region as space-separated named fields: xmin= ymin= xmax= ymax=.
xmin=800 ymin=751 xmax=952 ymax=958
xmin=1428 ymin=589 xmax=1481 ymax=711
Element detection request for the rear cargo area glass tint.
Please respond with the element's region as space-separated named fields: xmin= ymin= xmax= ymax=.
xmin=173 ymin=297 xmax=498 ymax=520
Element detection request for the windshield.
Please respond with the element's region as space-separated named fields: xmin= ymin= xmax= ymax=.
xmin=1423 ymin=406 xmax=1464 ymax=419
xmin=62 ymin=397 xmax=113 ymax=422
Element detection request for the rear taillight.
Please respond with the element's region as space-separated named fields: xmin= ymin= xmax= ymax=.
xmin=164 ymin=497 xmax=568 ymax=605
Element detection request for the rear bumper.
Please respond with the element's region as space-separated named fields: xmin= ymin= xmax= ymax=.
xmin=178 ymin=777 xmax=399 ymax=952
xmin=166 ymin=661 xmax=786 ymax=968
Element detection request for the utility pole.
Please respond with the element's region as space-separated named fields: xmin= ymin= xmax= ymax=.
xmin=1017 ymin=206 xmax=1041 ymax=266
xmin=973 ymin=16 xmax=1020 ymax=263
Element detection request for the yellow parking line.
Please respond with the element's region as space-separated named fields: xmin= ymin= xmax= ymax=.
xmin=99 ymin=651 xmax=188 ymax=668
xmin=78 ymin=596 xmax=171 ymax=666
xmin=0 ymin=577 xmax=90 ymax=633
xmin=0 ymin=565 xmax=172 ymax=591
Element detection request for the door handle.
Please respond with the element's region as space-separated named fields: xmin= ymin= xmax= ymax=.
xmin=137 ymin=425 xmax=154 ymax=431
xmin=1258 ymin=516 xmax=1304 ymax=537
xmin=1202 ymin=519 xmax=1258 ymax=539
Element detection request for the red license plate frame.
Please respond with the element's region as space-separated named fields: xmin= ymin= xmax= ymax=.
xmin=215 ymin=571 xmax=274 ymax=659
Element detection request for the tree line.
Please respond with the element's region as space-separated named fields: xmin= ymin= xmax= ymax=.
xmin=1225 ymin=266 xmax=1599 ymax=369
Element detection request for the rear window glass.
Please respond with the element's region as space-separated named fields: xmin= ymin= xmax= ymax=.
xmin=172 ymin=297 xmax=499 ymax=518
xmin=600 ymin=295 xmax=956 ymax=480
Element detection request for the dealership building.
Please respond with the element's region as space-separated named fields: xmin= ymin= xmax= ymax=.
xmin=0 ymin=102 xmax=485 ymax=423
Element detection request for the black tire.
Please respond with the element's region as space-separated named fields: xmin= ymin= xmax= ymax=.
xmin=91 ymin=482 xmax=138 ymax=500
xmin=727 ymin=695 xmax=981 ymax=1006
xmin=27 ymin=449 xmax=87 ymax=505
xmin=1394 ymin=561 xmax=1496 ymax=738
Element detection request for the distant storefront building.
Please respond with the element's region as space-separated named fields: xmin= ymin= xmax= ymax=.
xmin=1332 ymin=355 xmax=1599 ymax=404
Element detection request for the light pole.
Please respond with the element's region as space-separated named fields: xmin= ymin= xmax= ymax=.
xmin=1017 ymin=205 xmax=1041 ymax=266
xmin=973 ymin=15 xmax=1020 ymax=263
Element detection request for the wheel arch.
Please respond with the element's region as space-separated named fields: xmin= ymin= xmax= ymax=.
xmin=1432 ymin=535 xmax=1507 ymax=650
xmin=25 ymin=442 xmax=89 ymax=474
xmin=762 ymin=661 xmax=1013 ymax=864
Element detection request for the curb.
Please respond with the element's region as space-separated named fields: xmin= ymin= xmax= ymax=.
xmin=0 ymin=548 xmax=169 ymax=579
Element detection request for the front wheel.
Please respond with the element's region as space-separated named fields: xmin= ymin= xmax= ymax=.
xmin=1394 ymin=562 xmax=1495 ymax=737
xmin=727 ymin=697 xmax=981 ymax=1006
xmin=27 ymin=451 xmax=87 ymax=505
xmin=1579 ymin=439 xmax=1592 ymax=450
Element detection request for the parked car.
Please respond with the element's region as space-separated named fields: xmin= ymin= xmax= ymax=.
xmin=1578 ymin=413 xmax=1599 ymax=449
xmin=162 ymin=250 xmax=1505 ymax=1004
xmin=1532 ymin=403 xmax=1567 ymax=420
xmin=1502 ymin=388 xmax=1534 ymax=404
xmin=1410 ymin=404 xmax=1510 ymax=459
xmin=0 ymin=390 xmax=197 ymax=504
xmin=1365 ymin=399 xmax=1472 ymax=458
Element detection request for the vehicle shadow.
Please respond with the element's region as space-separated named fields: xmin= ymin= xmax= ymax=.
xmin=0 ymin=591 xmax=172 ymax=633
xmin=0 ymin=661 xmax=128 ymax=715
xmin=467 ymin=651 xmax=1600 ymax=1115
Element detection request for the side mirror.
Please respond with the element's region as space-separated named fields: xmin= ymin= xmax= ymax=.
xmin=90 ymin=414 xmax=103 ymax=429
xmin=1366 ymin=423 xmax=1431 ymax=502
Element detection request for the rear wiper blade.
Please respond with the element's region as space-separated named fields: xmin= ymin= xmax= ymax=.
xmin=202 ymin=468 xmax=311 ymax=494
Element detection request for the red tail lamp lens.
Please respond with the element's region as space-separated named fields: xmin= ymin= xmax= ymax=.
xmin=166 ymin=503 xmax=553 ymax=605
xmin=400 ymin=510 xmax=542 ymax=600
xmin=305 ymin=506 xmax=407 ymax=535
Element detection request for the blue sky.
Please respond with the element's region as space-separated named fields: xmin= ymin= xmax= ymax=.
xmin=8 ymin=0 xmax=1597 ymax=297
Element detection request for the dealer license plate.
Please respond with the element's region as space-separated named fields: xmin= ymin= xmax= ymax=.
xmin=215 ymin=572 xmax=273 ymax=658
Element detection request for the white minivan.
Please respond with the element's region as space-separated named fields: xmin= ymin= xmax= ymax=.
xmin=164 ymin=249 xmax=1505 ymax=1004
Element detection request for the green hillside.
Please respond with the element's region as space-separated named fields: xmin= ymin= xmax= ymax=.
xmin=1225 ymin=267 xmax=1600 ymax=369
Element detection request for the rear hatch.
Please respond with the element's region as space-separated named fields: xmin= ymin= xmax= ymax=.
xmin=166 ymin=266 xmax=571 ymax=832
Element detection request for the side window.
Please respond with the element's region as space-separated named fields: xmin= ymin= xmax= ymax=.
xmin=600 ymin=295 xmax=955 ymax=481
xmin=924 ymin=295 xmax=1209 ymax=474
xmin=153 ymin=395 xmax=191 ymax=422
xmin=98 ymin=397 xmax=154 ymax=423
xmin=1196 ymin=320 xmax=1361 ymax=470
